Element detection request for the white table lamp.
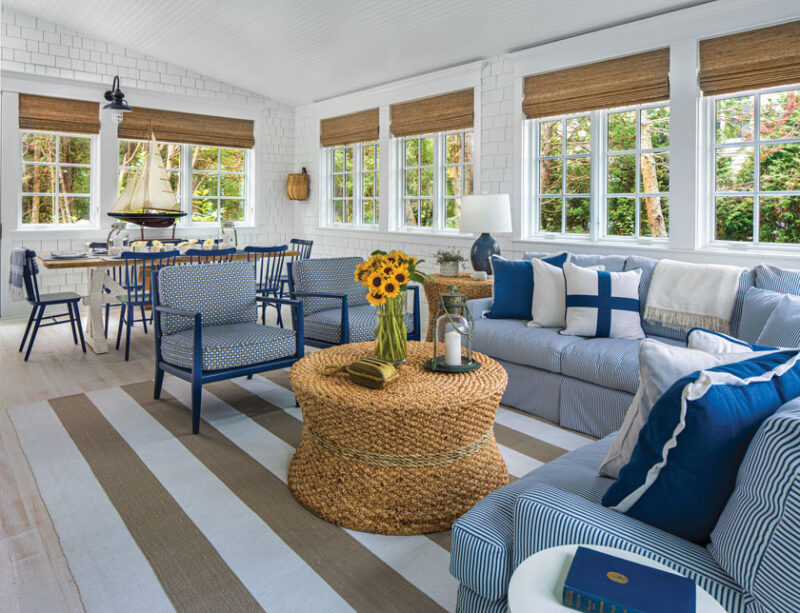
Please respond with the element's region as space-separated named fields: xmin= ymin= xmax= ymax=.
xmin=459 ymin=194 xmax=512 ymax=275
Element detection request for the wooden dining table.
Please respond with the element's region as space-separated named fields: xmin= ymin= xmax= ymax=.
xmin=38 ymin=250 xmax=299 ymax=354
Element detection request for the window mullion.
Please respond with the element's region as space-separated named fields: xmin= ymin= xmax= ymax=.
xmin=355 ymin=143 xmax=363 ymax=226
xmin=561 ymin=118 xmax=567 ymax=234
xmin=635 ymin=109 xmax=641 ymax=239
xmin=592 ymin=110 xmax=602 ymax=241
xmin=753 ymin=95 xmax=761 ymax=245
xmin=433 ymin=134 xmax=441 ymax=231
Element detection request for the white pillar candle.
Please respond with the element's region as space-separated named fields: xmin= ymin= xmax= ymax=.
xmin=444 ymin=328 xmax=462 ymax=367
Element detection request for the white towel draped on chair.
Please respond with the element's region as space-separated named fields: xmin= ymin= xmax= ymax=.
xmin=644 ymin=259 xmax=745 ymax=333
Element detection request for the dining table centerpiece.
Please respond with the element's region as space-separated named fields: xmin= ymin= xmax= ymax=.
xmin=355 ymin=250 xmax=430 ymax=365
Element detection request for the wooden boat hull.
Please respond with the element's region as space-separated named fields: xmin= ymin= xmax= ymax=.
xmin=108 ymin=212 xmax=187 ymax=228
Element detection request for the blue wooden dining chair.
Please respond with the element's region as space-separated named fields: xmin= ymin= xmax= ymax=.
xmin=245 ymin=245 xmax=287 ymax=327
xmin=185 ymin=247 xmax=237 ymax=264
xmin=152 ymin=261 xmax=304 ymax=434
xmin=18 ymin=249 xmax=86 ymax=361
xmin=279 ymin=238 xmax=313 ymax=298
xmin=116 ymin=250 xmax=178 ymax=361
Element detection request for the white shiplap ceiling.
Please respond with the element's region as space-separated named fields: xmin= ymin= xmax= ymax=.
xmin=6 ymin=0 xmax=714 ymax=105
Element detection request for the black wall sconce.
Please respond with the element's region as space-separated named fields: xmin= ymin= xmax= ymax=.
xmin=104 ymin=75 xmax=131 ymax=124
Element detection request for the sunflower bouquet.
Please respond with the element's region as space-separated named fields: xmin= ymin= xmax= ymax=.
xmin=355 ymin=250 xmax=430 ymax=364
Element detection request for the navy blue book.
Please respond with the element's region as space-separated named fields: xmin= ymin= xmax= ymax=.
xmin=562 ymin=547 xmax=695 ymax=613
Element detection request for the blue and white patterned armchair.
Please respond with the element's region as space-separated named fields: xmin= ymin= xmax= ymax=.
xmin=287 ymin=256 xmax=420 ymax=348
xmin=152 ymin=261 xmax=304 ymax=434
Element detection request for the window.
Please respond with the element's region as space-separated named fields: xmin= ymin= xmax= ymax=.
xmin=20 ymin=131 xmax=93 ymax=225
xmin=605 ymin=104 xmax=670 ymax=238
xmin=529 ymin=104 xmax=670 ymax=240
xmin=711 ymin=85 xmax=800 ymax=245
xmin=117 ymin=141 xmax=250 ymax=224
xmin=535 ymin=115 xmax=591 ymax=235
xmin=191 ymin=146 xmax=247 ymax=222
xmin=328 ymin=141 xmax=379 ymax=226
xmin=400 ymin=129 xmax=473 ymax=231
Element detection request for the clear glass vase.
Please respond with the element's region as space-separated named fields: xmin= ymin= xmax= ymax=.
xmin=374 ymin=291 xmax=407 ymax=364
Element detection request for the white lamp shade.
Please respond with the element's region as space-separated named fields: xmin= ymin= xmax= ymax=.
xmin=459 ymin=194 xmax=512 ymax=234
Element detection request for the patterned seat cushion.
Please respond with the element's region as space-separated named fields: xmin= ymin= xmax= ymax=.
xmin=291 ymin=257 xmax=368 ymax=314
xmin=304 ymin=304 xmax=415 ymax=344
xmin=158 ymin=262 xmax=258 ymax=335
xmin=160 ymin=322 xmax=296 ymax=371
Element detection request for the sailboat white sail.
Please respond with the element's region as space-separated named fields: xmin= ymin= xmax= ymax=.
xmin=110 ymin=133 xmax=179 ymax=213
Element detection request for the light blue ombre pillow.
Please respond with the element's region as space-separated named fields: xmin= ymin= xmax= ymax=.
xmin=603 ymin=350 xmax=800 ymax=544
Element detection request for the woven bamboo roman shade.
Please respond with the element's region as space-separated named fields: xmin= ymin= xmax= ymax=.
xmin=319 ymin=108 xmax=379 ymax=147
xmin=119 ymin=107 xmax=255 ymax=148
xmin=699 ymin=20 xmax=800 ymax=96
xmin=390 ymin=89 xmax=474 ymax=137
xmin=18 ymin=94 xmax=100 ymax=134
xmin=523 ymin=49 xmax=670 ymax=119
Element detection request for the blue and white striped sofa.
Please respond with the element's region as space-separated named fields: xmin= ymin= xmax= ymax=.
xmin=451 ymin=399 xmax=800 ymax=612
xmin=467 ymin=255 xmax=798 ymax=439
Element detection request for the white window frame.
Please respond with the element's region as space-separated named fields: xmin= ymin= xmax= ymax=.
xmin=188 ymin=145 xmax=250 ymax=225
xmin=117 ymin=139 xmax=253 ymax=227
xmin=529 ymin=113 xmax=593 ymax=238
xmin=705 ymin=82 xmax=800 ymax=248
xmin=396 ymin=128 xmax=474 ymax=233
xmin=19 ymin=129 xmax=98 ymax=228
xmin=602 ymin=102 xmax=670 ymax=241
xmin=323 ymin=140 xmax=379 ymax=228
xmin=526 ymin=103 xmax=671 ymax=243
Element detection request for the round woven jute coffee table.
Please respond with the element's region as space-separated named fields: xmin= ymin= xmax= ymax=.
xmin=288 ymin=341 xmax=509 ymax=535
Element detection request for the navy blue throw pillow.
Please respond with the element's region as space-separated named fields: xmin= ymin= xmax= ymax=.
xmin=487 ymin=253 xmax=568 ymax=320
xmin=603 ymin=350 xmax=800 ymax=544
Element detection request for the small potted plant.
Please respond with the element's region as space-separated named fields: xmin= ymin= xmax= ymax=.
xmin=435 ymin=248 xmax=466 ymax=277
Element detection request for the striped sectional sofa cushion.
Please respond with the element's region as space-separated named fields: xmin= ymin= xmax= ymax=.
xmin=158 ymin=261 xmax=259 ymax=335
xmin=709 ymin=399 xmax=800 ymax=613
xmin=514 ymin=484 xmax=751 ymax=612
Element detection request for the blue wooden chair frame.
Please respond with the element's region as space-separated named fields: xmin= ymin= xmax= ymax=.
xmin=19 ymin=250 xmax=86 ymax=361
xmin=151 ymin=271 xmax=305 ymax=434
xmin=116 ymin=250 xmax=179 ymax=361
xmin=279 ymin=238 xmax=314 ymax=298
xmin=245 ymin=245 xmax=287 ymax=327
xmin=185 ymin=247 xmax=237 ymax=264
xmin=287 ymin=261 xmax=421 ymax=349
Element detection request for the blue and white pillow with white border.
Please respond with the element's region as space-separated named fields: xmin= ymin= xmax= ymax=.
xmin=603 ymin=349 xmax=800 ymax=543
xmin=560 ymin=262 xmax=645 ymax=339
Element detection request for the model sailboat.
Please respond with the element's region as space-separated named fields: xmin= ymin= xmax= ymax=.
xmin=108 ymin=132 xmax=186 ymax=228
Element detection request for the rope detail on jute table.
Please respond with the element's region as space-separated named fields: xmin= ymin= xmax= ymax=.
xmin=307 ymin=427 xmax=494 ymax=467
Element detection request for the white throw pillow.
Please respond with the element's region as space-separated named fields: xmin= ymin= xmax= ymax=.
xmin=687 ymin=327 xmax=776 ymax=353
xmin=529 ymin=259 xmax=602 ymax=328
xmin=598 ymin=339 xmax=775 ymax=479
xmin=561 ymin=263 xmax=645 ymax=339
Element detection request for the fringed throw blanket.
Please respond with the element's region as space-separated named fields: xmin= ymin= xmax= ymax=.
xmin=644 ymin=259 xmax=745 ymax=333
xmin=8 ymin=248 xmax=34 ymax=302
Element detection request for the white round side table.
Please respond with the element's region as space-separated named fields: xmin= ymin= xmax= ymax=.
xmin=507 ymin=544 xmax=726 ymax=612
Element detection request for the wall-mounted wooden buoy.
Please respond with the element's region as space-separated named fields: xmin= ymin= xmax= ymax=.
xmin=287 ymin=167 xmax=309 ymax=200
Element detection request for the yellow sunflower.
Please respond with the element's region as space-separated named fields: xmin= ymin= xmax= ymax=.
xmin=367 ymin=271 xmax=385 ymax=292
xmin=367 ymin=290 xmax=386 ymax=306
xmin=382 ymin=279 xmax=400 ymax=298
xmin=381 ymin=262 xmax=396 ymax=277
xmin=392 ymin=267 xmax=409 ymax=286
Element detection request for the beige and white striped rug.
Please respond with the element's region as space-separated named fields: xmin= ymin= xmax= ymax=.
xmin=9 ymin=370 xmax=591 ymax=613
